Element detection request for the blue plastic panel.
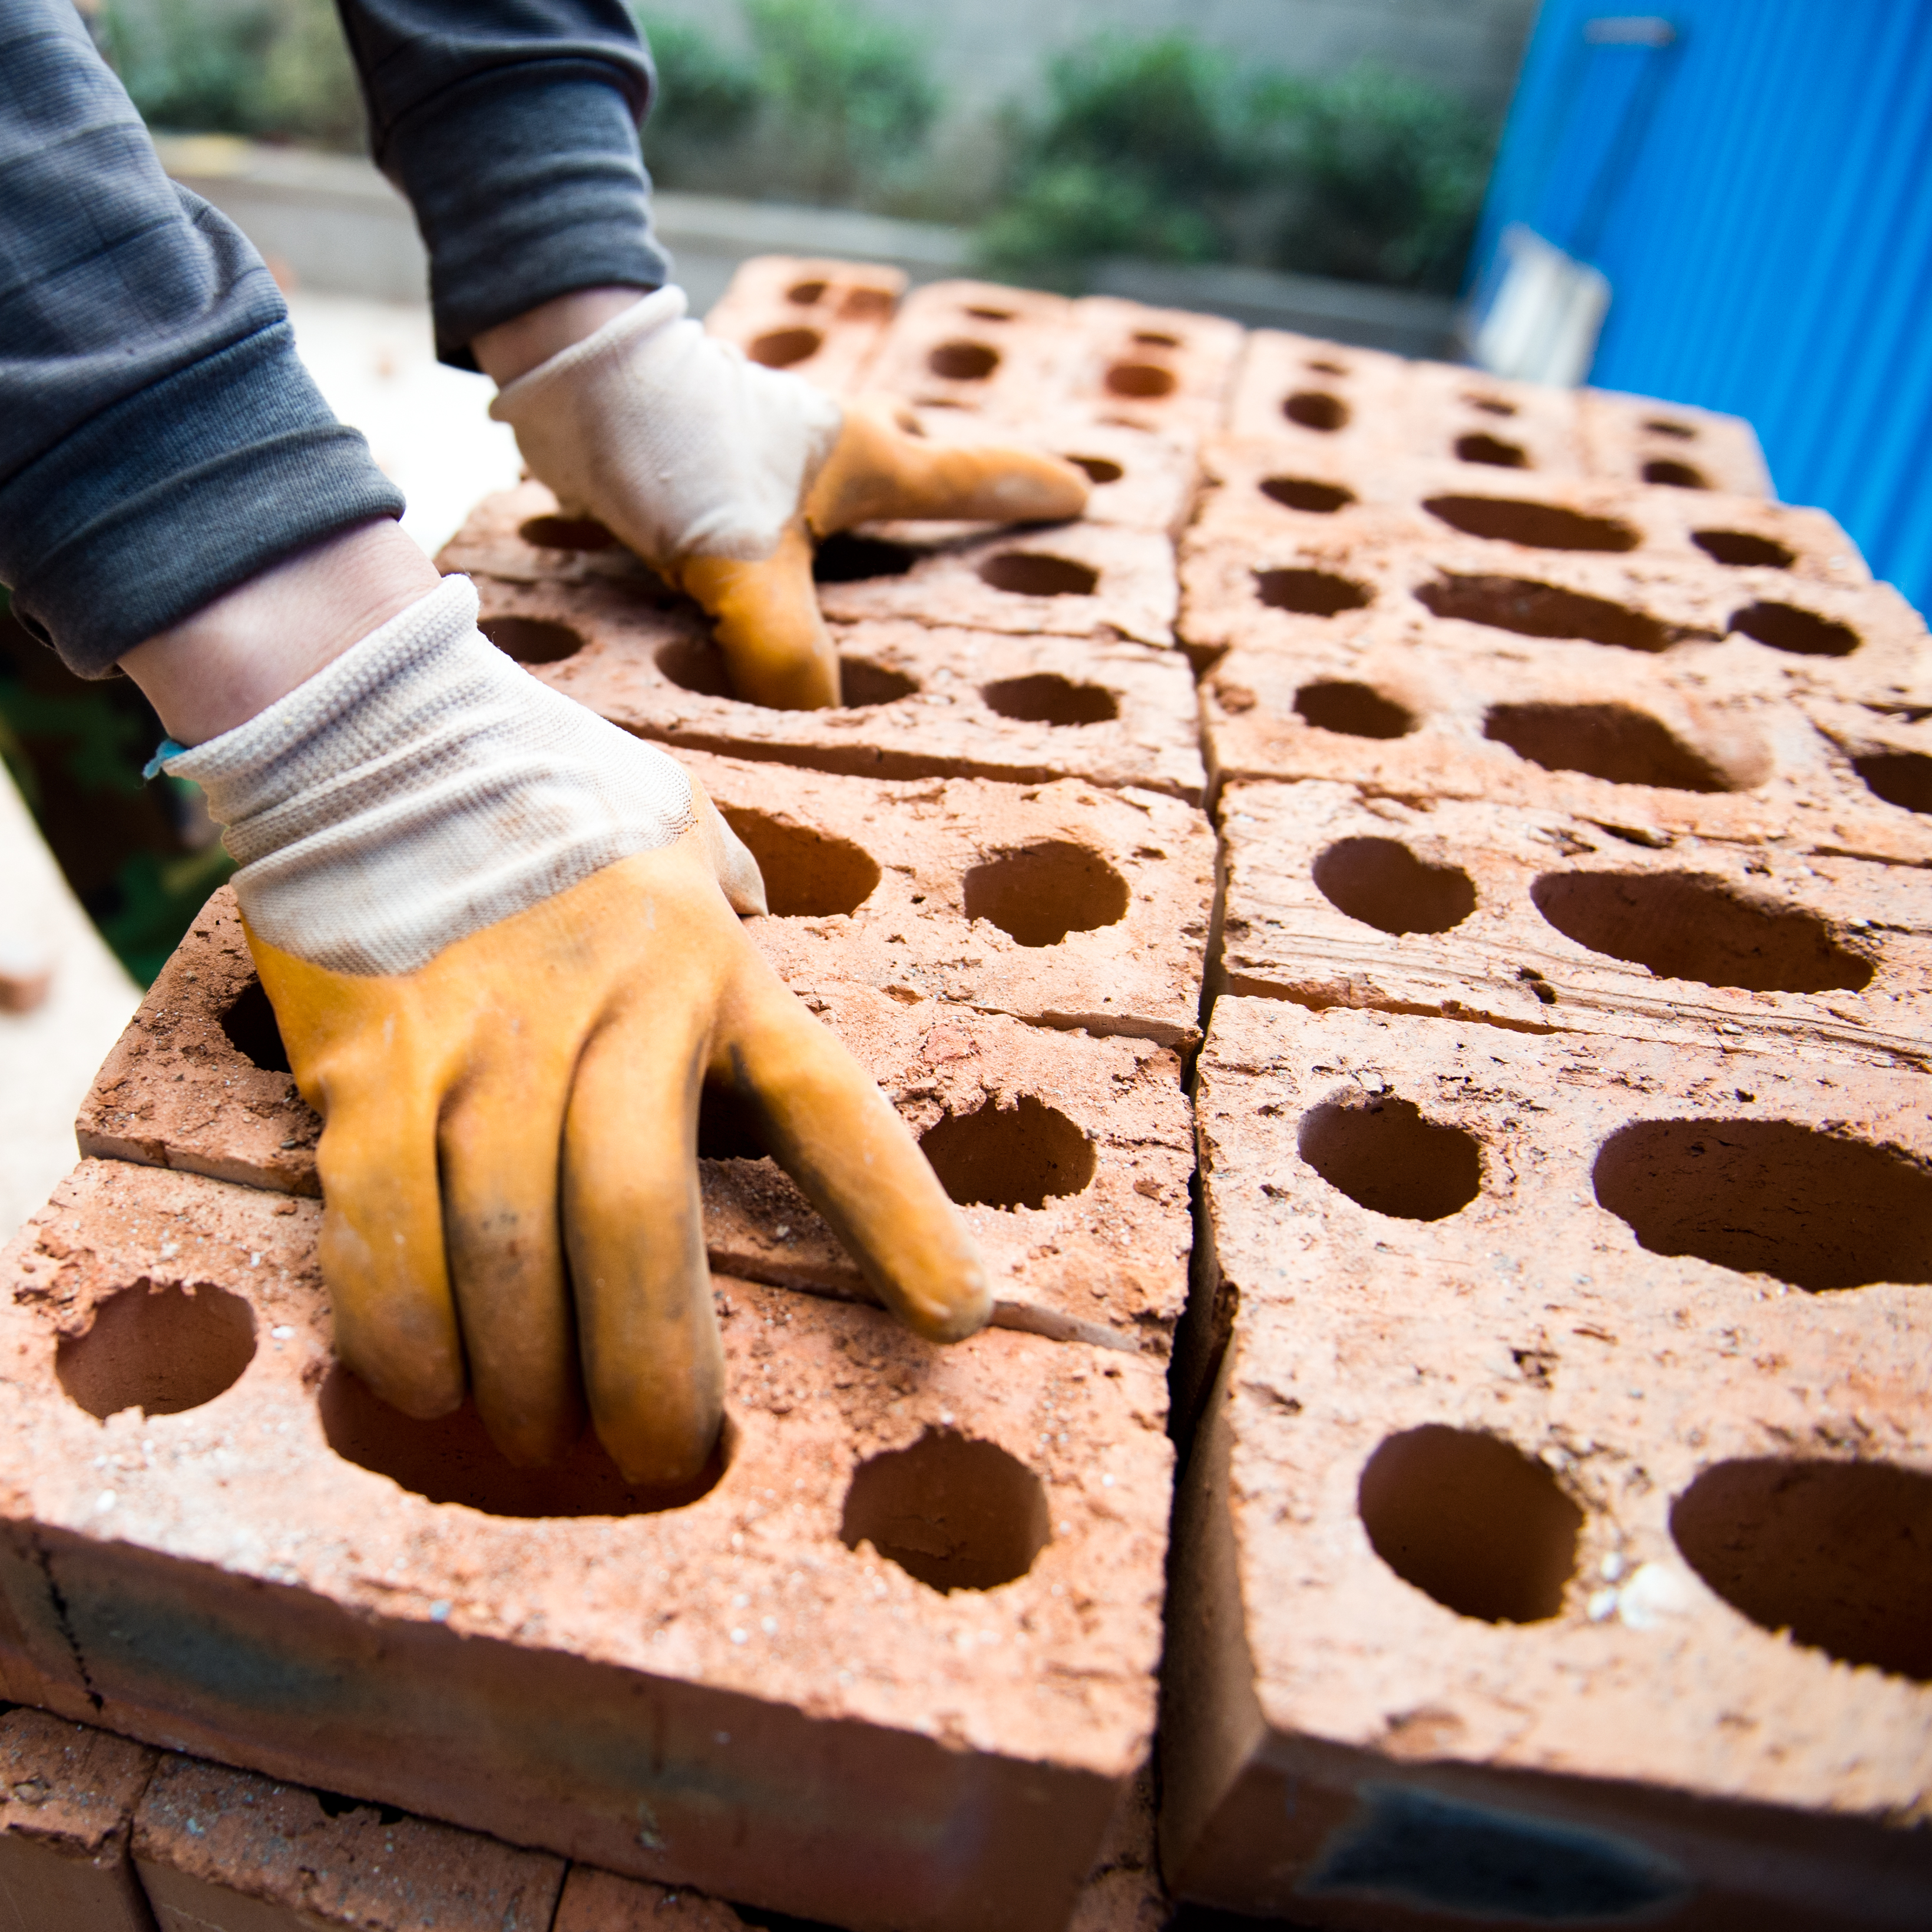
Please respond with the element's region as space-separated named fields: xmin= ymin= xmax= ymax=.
xmin=1471 ymin=1 xmax=1932 ymax=612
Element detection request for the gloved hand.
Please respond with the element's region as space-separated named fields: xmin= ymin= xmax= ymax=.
xmin=489 ymin=287 xmax=1090 ymax=709
xmin=162 ymin=576 xmax=989 ymax=1484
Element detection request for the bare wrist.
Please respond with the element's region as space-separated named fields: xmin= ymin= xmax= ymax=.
xmin=118 ymin=521 xmax=442 ymax=745
xmin=473 ymin=287 xmax=650 ymax=386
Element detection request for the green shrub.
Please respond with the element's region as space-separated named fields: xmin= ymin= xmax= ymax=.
xmin=977 ymin=36 xmax=1497 ymax=294
xmin=105 ymin=0 xmax=363 ymax=149
xmin=635 ymin=11 xmax=761 ymax=184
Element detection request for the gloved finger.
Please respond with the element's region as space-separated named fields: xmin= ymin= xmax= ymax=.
xmin=247 ymin=934 xmax=467 ymax=1421
xmin=802 ymin=395 xmax=1090 ymax=534
xmin=562 ymin=1003 xmax=725 ymax=1487
xmin=678 ymin=523 xmax=841 ymax=711
xmin=714 ymin=960 xmax=991 ymax=1344
xmin=439 ymin=1040 xmax=584 ymax=1470
xmin=687 ymin=771 xmax=769 ymax=915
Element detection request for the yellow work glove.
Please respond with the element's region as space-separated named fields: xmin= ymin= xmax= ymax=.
xmin=161 ymin=579 xmax=988 ymax=1484
xmin=490 ymin=287 xmax=1089 ymax=709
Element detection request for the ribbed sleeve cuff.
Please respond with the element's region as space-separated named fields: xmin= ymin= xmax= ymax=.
xmin=0 ymin=320 xmax=403 ymax=677
xmin=380 ymin=64 xmax=670 ymax=368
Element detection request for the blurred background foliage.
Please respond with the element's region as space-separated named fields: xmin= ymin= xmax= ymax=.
xmin=104 ymin=0 xmax=1497 ymax=295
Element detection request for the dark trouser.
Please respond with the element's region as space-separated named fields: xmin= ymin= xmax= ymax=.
xmin=0 ymin=0 xmax=667 ymax=677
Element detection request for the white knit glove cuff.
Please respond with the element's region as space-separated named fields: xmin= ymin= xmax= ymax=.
xmin=165 ymin=577 xmax=698 ymax=976
xmin=488 ymin=285 xmax=843 ymax=568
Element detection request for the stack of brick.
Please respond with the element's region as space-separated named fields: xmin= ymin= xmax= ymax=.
xmin=1162 ymin=329 xmax=1932 ymax=1926
xmin=2 ymin=262 xmax=1930 ymax=1930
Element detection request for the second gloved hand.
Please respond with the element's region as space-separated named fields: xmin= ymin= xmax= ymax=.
xmin=489 ymin=287 xmax=1089 ymax=709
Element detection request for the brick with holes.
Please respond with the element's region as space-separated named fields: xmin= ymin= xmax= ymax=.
xmin=0 ymin=1708 xmax=156 ymax=1931
xmin=1215 ymin=778 xmax=1932 ymax=1063
xmin=1222 ymin=329 xmax=1414 ymax=451
xmin=1187 ymin=439 xmax=1869 ymax=588
xmin=1163 ymin=995 xmax=1932 ymax=1926
xmin=0 ymin=1157 xmax=1170 ymax=1932
xmin=861 ymin=279 xmax=1080 ymax=421
xmin=1177 ymin=525 xmax=1927 ymax=694
xmin=132 ymin=1752 xmax=564 ymax=1931
xmin=674 ymin=753 xmax=1215 ymax=1046
xmin=1063 ymin=297 xmax=1245 ymax=439
xmin=77 ymin=895 xmax=1197 ymax=1357
xmin=1399 ymin=358 xmax=1589 ymax=476
xmin=438 ymin=486 xmax=1203 ymax=799
xmin=1579 ymin=388 xmax=1774 ymax=499
xmin=703 ymin=256 xmax=905 ymax=395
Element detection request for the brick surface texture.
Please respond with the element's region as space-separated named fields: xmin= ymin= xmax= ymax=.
xmin=6 ymin=257 xmax=1930 ymax=1928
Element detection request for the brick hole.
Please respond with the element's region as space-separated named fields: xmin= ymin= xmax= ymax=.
xmin=927 ymin=340 xmax=1000 ymax=381
xmin=1260 ymin=476 xmax=1355 ymax=514
xmin=518 ymin=514 xmax=614 ymax=551
xmin=1283 ymin=391 xmax=1349 ymax=432
xmin=838 ymin=657 xmax=919 ymax=707
xmin=1484 ymin=703 xmax=1746 ymax=793
xmin=1852 ymin=750 xmax=1932 ymax=815
xmin=479 ymin=616 xmax=584 ymax=665
xmin=58 ymin=1282 xmax=256 ymax=1420
xmin=1064 ymin=453 xmax=1123 ymax=484
xmin=964 ymin=305 xmax=1015 ymax=322
xmin=1132 ymin=329 xmax=1181 ymax=348
xmin=1359 ymin=1425 xmax=1581 ymax=1622
xmin=654 ymin=639 xmax=917 ymax=708
xmin=919 ymin=1095 xmax=1095 ymax=1210
xmin=1422 ymin=495 xmax=1640 ymax=554
xmin=839 ymin=286 xmax=893 ymax=319
xmin=841 ymin=1427 xmax=1050 ymax=1592
xmin=1305 ymin=357 xmax=1347 ymax=376
xmin=1293 ymin=680 xmax=1418 ymax=740
xmin=1418 ymin=575 xmax=1676 ymax=651
xmin=1312 ymin=836 xmax=1475 ymax=935
xmin=785 ymin=279 xmax=826 ymax=304
xmin=1670 ymin=1459 xmax=1932 ymax=1681
xmin=749 ymin=327 xmax=823 ymax=369
xmin=1642 ymin=458 xmax=1708 ymax=488
xmin=1730 ymin=600 xmax=1861 ymax=659
xmin=1692 ymin=528 xmax=1795 ymax=568
xmin=719 ymin=809 xmax=881 ymax=916
xmin=812 ymin=532 xmax=919 ymax=583
xmin=1463 ymin=394 xmax=1518 ymax=418
xmin=1104 ymin=362 xmax=1176 ymax=399
xmin=962 ymin=840 xmax=1129 ymax=946
xmin=1645 ymin=418 xmax=1697 ymax=439
xmin=319 ymin=1365 xmax=728 ymax=1517
xmin=221 ymin=978 xmax=290 ymax=1073
xmin=1254 ymin=567 xmax=1372 ymax=617
xmin=1455 ymin=432 xmax=1530 ymax=468
xmin=1299 ymin=1094 xmax=1481 ymax=1221
xmin=1592 ymin=1119 xmax=1932 ymax=1291
xmin=1530 ymin=871 xmax=1873 ymax=994
xmin=976 ymin=551 xmax=1099 ymax=598
xmin=980 ymin=673 xmax=1117 ymax=726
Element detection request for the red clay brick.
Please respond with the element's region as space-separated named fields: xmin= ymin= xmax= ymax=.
xmin=1197 ymin=626 xmax=1932 ymax=865
xmin=1166 ymin=997 xmax=1932 ymax=1924
xmin=0 ymin=1159 xmax=1169 ymax=1932
xmin=0 ymin=1708 xmax=155 ymax=1932
xmin=862 ymin=280 xmax=1079 ymax=422
xmin=1401 ymin=358 xmax=1588 ymax=476
xmin=1222 ymin=329 xmax=1412 ymax=449
xmin=1189 ymin=437 xmax=1869 ymax=588
xmin=1216 ymin=777 xmax=1931 ymax=1064
xmin=555 ymin=1864 xmax=750 ymax=1930
xmin=1579 ymin=386 xmax=1774 ymax=498
xmin=80 ymin=913 xmax=1196 ymax=1357
xmin=133 ymin=1752 xmax=563 ymax=1931
xmin=1066 ymin=297 xmax=1244 ymax=439
xmin=678 ymin=753 xmax=1215 ymax=1046
xmin=703 ymin=255 xmax=905 ymax=396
